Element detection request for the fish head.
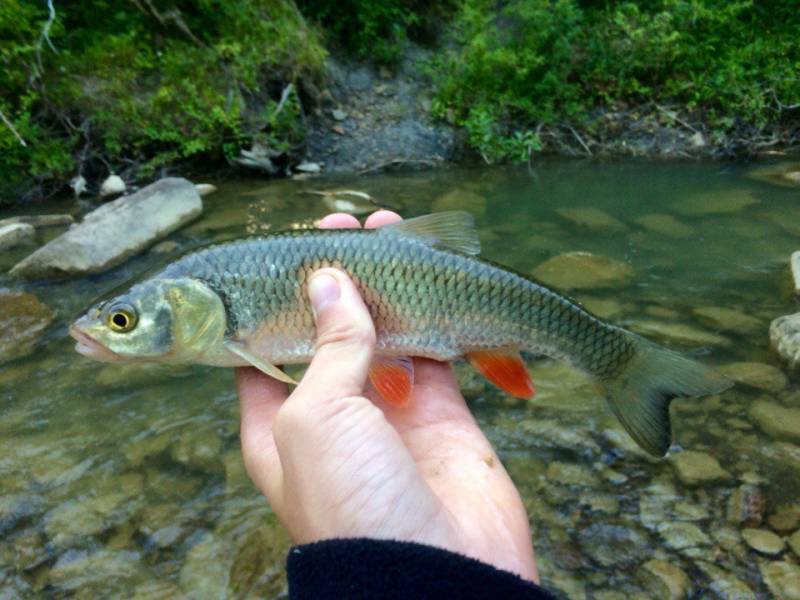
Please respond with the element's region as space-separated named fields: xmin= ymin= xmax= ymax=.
xmin=70 ymin=277 xmax=226 ymax=363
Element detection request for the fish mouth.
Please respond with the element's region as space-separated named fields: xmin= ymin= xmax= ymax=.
xmin=69 ymin=323 xmax=121 ymax=362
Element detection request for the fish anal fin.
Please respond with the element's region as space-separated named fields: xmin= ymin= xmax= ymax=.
xmin=223 ymin=340 xmax=298 ymax=385
xmin=381 ymin=211 xmax=480 ymax=255
xmin=467 ymin=349 xmax=535 ymax=399
xmin=369 ymin=356 xmax=414 ymax=407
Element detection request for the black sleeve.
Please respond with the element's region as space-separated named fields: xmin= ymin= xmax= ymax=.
xmin=286 ymin=538 xmax=556 ymax=600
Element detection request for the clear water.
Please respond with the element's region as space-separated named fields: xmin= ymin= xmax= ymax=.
xmin=1 ymin=160 xmax=798 ymax=597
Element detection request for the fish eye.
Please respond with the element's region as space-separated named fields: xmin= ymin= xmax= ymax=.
xmin=107 ymin=304 xmax=138 ymax=333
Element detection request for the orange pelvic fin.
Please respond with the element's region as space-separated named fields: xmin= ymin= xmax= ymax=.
xmin=369 ymin=356 xmax=414 ymax=407
xmin=467 ymin=349 xmax=535 ymax=399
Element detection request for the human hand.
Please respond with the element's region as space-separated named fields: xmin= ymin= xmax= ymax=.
xmin=236 ymin=210 xmax=539 ymax=582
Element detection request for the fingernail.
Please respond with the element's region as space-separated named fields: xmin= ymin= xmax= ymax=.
xmin=308 ymin=272 xmax=340 ymax=316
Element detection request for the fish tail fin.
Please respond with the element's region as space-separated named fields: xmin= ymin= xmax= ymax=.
xmin=601 ymin=336 xmax=732 ymax=457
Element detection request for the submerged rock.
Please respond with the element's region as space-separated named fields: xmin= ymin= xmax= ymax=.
xmin=532 ymin=252 xmax=633 ymax=290
xmin=633 ymin=213 xmax=695 ymax=238
xmin=670 ymin=450 xmax=732 ymax=486
xmin=0 ymin=289 xmax=54 ymax=365
xmin=578 ymin=523 xmax=649 ymax=567
xmin=692 ymin=306 xmax=762 ymax=335
xmin=747 ymin=161 xmax=800 ymax=188
xmin=767 ymin=505 xmax=800 ymax=534
xmin=770 ymin=313 xmax=800 ymax=369
xmin=432 ymin=188 xmax=487 ymax=218
xmin=788 ymin=530 xmax=800 ymax=558
xmin=742 ymin=528 xmax=785 ymax=555
xmin=638 ymin=559 xmax=691 ymax=600
xmin=749 ymin=400 xmax=800 ymax=444
xmin=717 ymin=362 xmax=787 ymax=392
xmin=0 ymin=222 xmax=35 ymax=251
xmin=657 ymin=521 xmax=711 ymax=552
xmin=627 ymin=320 xmax=730 ymax=348
xmin=759 ymin=560 xmax=800 ymax=600
xmin=696 ymin=561 xmax=755 ymax=600
xmin=554 ymin=207 xmax=626 ymax=232
xmin=179 ymin=532 xmax=232 ymax=597
xmin=673 ymin=190 xmax=759 ymax=215
xmin=726 ymin=484 xmax=765 ymax=527
xmin=10 ymin=178 xmax=202 ymax=278
xmin=0 ymin=214 xmax=74 ymax=228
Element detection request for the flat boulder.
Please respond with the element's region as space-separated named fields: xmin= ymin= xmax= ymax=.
xmin=532 ymin=251 xmax=633 ymax=290
xmin=554 ymin=207 xmax=626 ymax=233
xmin=0 ymin=223 xmax=35 ymax=251
xmin=10 ymin=178 xmax=202 ymax=279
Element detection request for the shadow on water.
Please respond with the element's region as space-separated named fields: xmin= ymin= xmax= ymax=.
xmin=1 ymin=159 xmax=798 ymax=597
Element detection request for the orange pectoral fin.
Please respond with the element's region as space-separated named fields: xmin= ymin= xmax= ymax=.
xmin=467 ymin=349 xmax=535 ymax=399
xmin=369 ymin=356 xmax=414 ymax=407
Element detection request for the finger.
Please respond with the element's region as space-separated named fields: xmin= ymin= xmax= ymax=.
xmin=317 ymin=213 xmax=360 ymax=229
xmin=236 ymin=367 xmax=288 ymax=502
xmin=365 ymin=209 xmax=402 ymax=228
xmin=291 ymin=268 xmax=376 ymax=406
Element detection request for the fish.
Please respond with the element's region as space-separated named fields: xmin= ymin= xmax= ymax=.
xmin=70 ymin=211 xmax=732 ymax=456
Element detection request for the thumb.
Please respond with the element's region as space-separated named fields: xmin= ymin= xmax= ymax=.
xmin=292 ymin=268 xmax=376 ymax=403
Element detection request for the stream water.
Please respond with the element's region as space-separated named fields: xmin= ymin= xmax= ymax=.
xmin=1 ymin=160 xmax=798 ymax=598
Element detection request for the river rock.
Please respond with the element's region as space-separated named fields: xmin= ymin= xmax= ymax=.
xmin=432 ymin=188 xmax=487 ymax=218
xmin=194 ymin=183 xmax=217 ymax=197
xmin=633 ymin=214 xmax=694 ymax=238
xmin=718 ymin=362 xmax=787 ymax=392
xmin=726 ymin=484 xmax=764 ymax=527
xmin=692 ymin=306 xmax=762 ymax=335
xmin=673 ymin=190 xmax=759 ymax=215
xmin=749 ymin=400 xmax=800 ymax=443
xmin=578 ymin=523 xmax=649 ymax=567
xmin=771 ymin=313 xmax=800 ymax=368
xmin=554 ymin=207 xmax=626 ymax=232
xmin=791 ymin=251 xmax=800 ymax=295
xmin=657 ymin=521 xmax=711 ymax=552
xmin=768 ymin=505 xmax=800 ymax=534
xmin=628 ymin=320 xmax=729 ymax=348
xmin=696 ymin=561 xmax=755 ymax=599
xmin=759 ymin=560 xmax=800 ymax=600
xmin=10 ymin=178 xmax=202 ymax=278
xmin=788 ymin=530 xmax=800 ymax=558
xmin=179 ymin=532 xmax=232 ymax=597
xmin=100 ymin=174 xmax=126 ymax=198
xmin=670 ymin=450 xmax=732 ymax=486
xmin=532 ymin=252 xmax=633 ymax=290
xmin=545 ymin=462 xmax=599 ymax=487
xmin=747 ymin=161 xmax=800 ymax=188
xmin=638 ymin=559 xmax=691 ymax=600
xmin=0 ymin=214 xmax=74 ymax=228
xmin=0 ymin=289 xmax=54 ymax=364
xmin=48 ymin=549 xmax=144 ymax=594
xmin=0 ymin=222 xmax=35 ymax=250
xmin=742 ymin=528 xmax=785 ymax=555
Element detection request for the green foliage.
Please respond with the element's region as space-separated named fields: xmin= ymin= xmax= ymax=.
xmin=297 ymin=0 xmax=446 ymax=63
xmin=0 ymin=0 xmax=326 ymax=198
xmin=434 ymin=0 xmax=800 ymax=162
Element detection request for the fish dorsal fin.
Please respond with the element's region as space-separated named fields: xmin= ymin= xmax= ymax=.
xmin=381 ymin=211 xmax=481 ymax=255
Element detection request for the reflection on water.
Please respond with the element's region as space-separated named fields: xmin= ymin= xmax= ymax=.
xmin=1 ymin=160 xmax=799 ymax=597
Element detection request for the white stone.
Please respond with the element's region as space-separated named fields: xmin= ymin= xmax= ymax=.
xmin=99 ymin=174 xmax=126 ymax=198
xmin=194 ymin=183 xmax=217 ymax=197
xmin=295 ymin=162 xmax=322 ymax=173
xmin=0 ymin=223 xmax=35 ymax=250
xmin=792 ymin=251 xmax=800 ymax=295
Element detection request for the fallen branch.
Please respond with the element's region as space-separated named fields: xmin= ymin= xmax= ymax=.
xmin=35 ymin=0 xmax=59 ymax=75
xmin=0 ymin=108 xmax=27 ymax=147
